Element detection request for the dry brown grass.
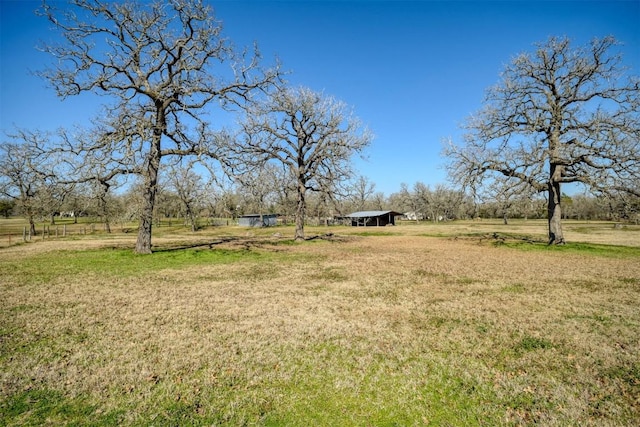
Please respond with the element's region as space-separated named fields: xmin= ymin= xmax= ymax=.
xmin=1 ymin=221 xmax=639 ymax=425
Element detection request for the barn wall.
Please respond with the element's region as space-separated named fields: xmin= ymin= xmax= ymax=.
xmin=238 ymin=215 xmax=277 ymax=227
xmin=351 ymin=215 xmax=395 ymax=226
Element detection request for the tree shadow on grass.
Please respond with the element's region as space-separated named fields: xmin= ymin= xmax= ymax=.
xmin=152 ymin=233 xmax=351 ymax=253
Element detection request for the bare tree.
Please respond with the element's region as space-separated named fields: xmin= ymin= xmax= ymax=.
xmin=0 ymin=131 xmax=58 ymax=236
xmin=431 ymin=184 xmax=467 ymax=221
xmin=348 ymin=175 xmax=376 ymax=211
xmin=444 ymin=36 xmax=639 ymax=244
xmin=238 ymin=86 xmax=372 ymax=240
xmin=39 ymin=0 xmax=281 ymax=253
xmin=478 ymin=177 xmax=538 ymax=224
xmin=163 ymin=162 xmax=205 ymax=232
xmin=412 ymin=182 xmax=431 ymax=221
xmin=203 ymin=179 xmax=240 ymax=222
xmin=85 ymin=179 xmax=121 ymax=232
xmin=235 ymin=162 xmax=282 ymax=223
xmin=36 ymin=179 xmax=75 ymax=226
xmin=53 ymin=124 xmax=134 ymax=231
xmin=0 ymin=199 xmax=15 ymax=219
xmin=388 ymin=183 xmax=419 ymax=221
xmin=269 ymin=164 xmax=297 ymax=223
xmin=370 ymin=191 xmax=387 ymax=211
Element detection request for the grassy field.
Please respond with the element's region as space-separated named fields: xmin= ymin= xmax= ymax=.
xmin=1 ymin=219 xmax=639 ymax=425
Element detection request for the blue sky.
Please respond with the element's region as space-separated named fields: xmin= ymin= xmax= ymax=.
xmin=1 ymin=0 xmax=639 ymax=196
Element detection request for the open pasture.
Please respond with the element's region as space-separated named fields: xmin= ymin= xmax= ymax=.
xmin=1 ymin=220 xmax=639 ymax=425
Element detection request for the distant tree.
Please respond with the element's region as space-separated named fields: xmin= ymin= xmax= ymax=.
xmin=39 ymin=0 xmax=281 ymax=253
xmin=348 ymin=175 xmax=376 ymax=212
xmin=444 ymin=36 xmax=639 ymax=244
xmin=207 ymin=181 xmax=241 ymax=221
xmin=370 ymin=191 xmax=387 ymax=211
xmin=0 ymin=198 xmax=15 ymax=218
xmin=412 ymin=183 xmax=464 ymax=222
xmin=37 ymin=179 xmax=76 ymax=226
xmin=0 ymin=130 xmax=58 ymax=236
xmin=603 ymin=190 xmax=640 ymax=223
xmin=412 ymin=182 xmax=431 ymax=221
xmin=60 ymin=184 xmax=88 ymax=224
xmin=235 ymin=162 xmax=282 ymax=221
xmin=269 ymin=164 xmax=298 ymax=222
xmin=55 ymin=125 xmax=134 ymax=231
xmin=389 ymin=183 xmax=418 ymax=220
xmin=477 ymin=177 xmax=538 ymax=224
xmin=155 ymin=189 xmax=182 ymax=222
xmin=238 ymin=86 xmax=372 ymax=240
xmin=86 ymin=180 xmax=123 ymax=232
xmin=164 ymin=162 xmax=205 ymax=232
xmin=426 ymin=184 xmax=458 ymax=221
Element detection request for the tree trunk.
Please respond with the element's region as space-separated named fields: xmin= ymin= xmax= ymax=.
xmin=295 ymin=182 xmax=306 ymax=241
xmin=135 ymin=133 xmax=162 ymax=254
xmin=98 ymin=197 xmax=111 ymax=233
xmin=547 ymin=173 xmax=565 ymax=245
xmin=136 ymin=180 xmax=156 ymax=254
xmin=29 ymin=216 xmax=36 ymax=237
xmin=187 ymin=207 xmax=197 ymax=232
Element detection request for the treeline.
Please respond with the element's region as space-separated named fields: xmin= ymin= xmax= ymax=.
xmin=2 ymin=172 xmax=637 ymax=230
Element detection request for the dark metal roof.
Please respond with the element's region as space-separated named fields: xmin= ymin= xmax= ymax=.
xmin=346 ymin=210 xmax=401 ymax=218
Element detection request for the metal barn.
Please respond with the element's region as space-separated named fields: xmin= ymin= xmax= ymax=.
xmin=345 ymin=210 xmax=401 ymax=227
xmin=238 ymin=214 xmax=278 ymax=227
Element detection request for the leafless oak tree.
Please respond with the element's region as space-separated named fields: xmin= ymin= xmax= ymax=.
xmin=54 ymin=124 xmax=134 ymax=232
xmin=238 ymin=86 xmax=372 ymax=240
xmin=39 ymin=0 xmax=281 ymax=253
xmin=444 ymin=36 xmax=639 ymax=244
xmin=235 ymin=162 xmax=284 ymax=222
xmin=348 ymin=175 xmax=377 ymax=212
xmin=0 ymin=131 xmax=60 ymax=236
xmin=163 ymin=161 xmax=205 ymax=232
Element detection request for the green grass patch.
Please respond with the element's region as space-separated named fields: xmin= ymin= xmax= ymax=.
xmin=514 ymin=335 xmax=554 ymax=354
xmin=1 ymin=389 xmax=124 ymax=426
xmin=500 ymin=241 xmax=640 ymax=258
xmin=566 ymin=312 xmax=613 ymax=325
xmin=501 ymin=283 xmax=527 ymax=293
xmin=0 ymin=247 xmax=277 ymax=285
xmin=260 ymin=343 xmax=500 ymax=426
xmin=310 ymin=267 xmax=350 ymax=282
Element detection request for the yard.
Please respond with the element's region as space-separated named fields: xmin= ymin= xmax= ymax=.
xmin=1 ymin=219 xmax=639 ymax=425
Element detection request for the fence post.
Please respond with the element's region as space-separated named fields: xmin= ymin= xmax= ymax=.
xmin=42 ymin=225 xmax=46 ymax=240
xmin=63 ymin=224 xmax=66 ymax=237
xmin=23 ymin=227 xmax=26 ymax=242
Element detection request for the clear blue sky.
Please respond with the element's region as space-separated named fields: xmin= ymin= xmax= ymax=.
xmin=1 ymin=0 xmax=639 ymax=196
